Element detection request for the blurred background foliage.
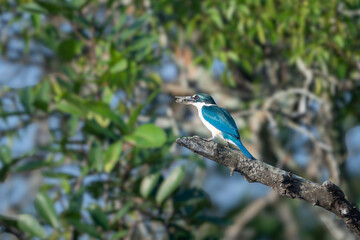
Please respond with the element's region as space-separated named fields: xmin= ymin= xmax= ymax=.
xmin=0 ymin=0 xmax=360 ymax=239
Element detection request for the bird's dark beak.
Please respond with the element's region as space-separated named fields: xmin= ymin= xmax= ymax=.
xmin=175 ymin=96 xmax=195 ymax=104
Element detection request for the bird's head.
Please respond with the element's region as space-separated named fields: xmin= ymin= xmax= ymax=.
xmin=175 ymin=93 xmax=216 ymax=105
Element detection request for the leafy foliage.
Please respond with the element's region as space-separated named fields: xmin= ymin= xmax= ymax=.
xmin=0 ymin=0 xmax=360 ymax=239
xmin=0 ymin=1 xmax=213 ymax=239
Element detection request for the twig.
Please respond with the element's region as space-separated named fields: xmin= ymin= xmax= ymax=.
xmin=338 ymin=3 xmax=360 ymax=17
xmin=283 ymin=119 xmax=332 ymax=152
xmin=225 ymin=191 xmax=278 ymax=240
xmin=263 ymin=88 xmax=324 ymax=110
xmin=278 ymin=202 xmax=300 ymax=240
xmin=296 ymin=58 xmax=313 ymax=116
xmin=317 ymin=209 xmax=357 ymax=240
xmin=176 ymin=136 xmax=360 ymax=236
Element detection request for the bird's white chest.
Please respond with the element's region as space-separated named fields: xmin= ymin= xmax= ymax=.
xmin=194 ymin=103 xmax=223 ymax=138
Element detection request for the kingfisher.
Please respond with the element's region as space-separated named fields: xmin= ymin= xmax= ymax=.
xmin=175 ymin=93 xmax=255 ymax=160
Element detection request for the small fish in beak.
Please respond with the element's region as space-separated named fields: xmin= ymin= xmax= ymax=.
xmin=175 ymin=96 xmax=195 ymax=104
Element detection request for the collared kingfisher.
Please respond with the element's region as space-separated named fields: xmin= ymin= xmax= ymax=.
xmin=176 ymin=93 xmax=255 ymax=160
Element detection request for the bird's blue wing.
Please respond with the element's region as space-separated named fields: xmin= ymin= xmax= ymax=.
xmin=201 ymin=105 xmax=240 ymax=138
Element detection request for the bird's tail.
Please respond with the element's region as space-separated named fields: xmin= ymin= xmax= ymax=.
xmin=224 ymin=134 xmax=255 ymax=160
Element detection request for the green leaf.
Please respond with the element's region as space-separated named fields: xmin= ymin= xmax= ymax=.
xmin=19 ymin=2 xmax=48 ymax=14
xmin=88 ymin=204 xmax=109 ymax=230
xmin=57 ymin=39 xmax=77 ymax=62
xmin=18 ymin=214 xmax=47 ymax=239
xmin=67 ymin=115 xmax=79 ymax=136
xmin=34 ymin=81 xmax=51 ymax=111
xmin=227 ymin=51 xmax=239 ymax=63
xmin=0 ymin=145 xmax=12 ymax=165
xmin=19 ymin=87 xmax=35 ymax=113
xmin=103 ymin=140 xmax=122 ymax=173
xmin=66 ymin=218 xmax=101 ymax=238
xmin=35 ymin=192 xmax=60 ymax=229
xmin=128 ymin=89 xmax=160 ymax=130
xmin=61 ymin=179 xmax=71 ymax=194
xmin=167 ymin=223 xmax=193 ymax=239
xmin=111 ymin=230 xmax=128 ymax=240
xmin=140 ymin=172 xmax=160 ymax=198
xmin=174 ymin=188 xmax=208 ymax=205
xmin=14 ymin=161 xmax=52 ymax=173
xmin=83 ymin=120 xmax=118 ymax=139
xmin=110 ymin=59 xmax=128 ymax=74
xmin=113 ymin=202 xmax=133 ymax=221
xmin=0 ymin=214 xmax=17 ymax=228
xmin=256 ymin=21 xmax=266 ymax=44
xmin=56 ymin=100 xmax=84 ymax=116
xmin=127 ymin=35 xmax=157 ymax=51
xmin=334 ymin=35 xmax=344 ymax=49
xmin=36 ymin=0 xmax=77 ymax=15
xmin=315 ymin=77 xmax=322 ymax=95
xmin=102 ymin=87 xmax=114 ymax=105
xmin=86 ymin=102 xmax=127 ymax=133
xmin=71 ymin=0 xmax=90 ymax=9
xmin=238 ymin=5 xmax=250 ymax=15
xmin=89 ymin=142 xmax=103 ymax=172
xmin=226 ymin=1 xmax=236 ymax=20
xmin=208 ymin=8 xmax=223 ymax=29
xmin=0 ymin=165 xmax=10 ymax=182
xmin=156 ymin=166 xmax=185 ymax=204
xmin=42 ymin=171 xmax=77 ymax=179
xmin=68 ymin=189 xmax=84 ymax=215
xmin=124 ymin=124 xmax=166 ymax=148
xmin=57 ymin=39 xmax=82 ymax=62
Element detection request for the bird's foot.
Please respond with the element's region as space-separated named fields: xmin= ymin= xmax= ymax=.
xmin=229 ymin=167 xmax=235 ymax=176
xmin=226 ymin=142 xmax=233 ymax=149
xmin=204 ymin=137 xmax=214 ymax=142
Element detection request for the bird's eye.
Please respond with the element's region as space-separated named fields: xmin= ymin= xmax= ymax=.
xmin=194 ymin=95 xmax=200 ymax=100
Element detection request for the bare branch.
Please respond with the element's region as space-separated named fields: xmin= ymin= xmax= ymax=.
xmin=317 ymin=209 xmax=357 ymax=240
xmin=338 ymin=3 xmax=360 ymax=17
xmin=225 ymin=191 xmax=278 ymax=240
xmin=263 ymin=88 xmax=324 ymax=110
xmin=176 ymin=136 xmax=360 ymax=236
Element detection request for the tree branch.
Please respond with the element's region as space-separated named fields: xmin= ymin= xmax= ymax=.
xmin=176 ymin=136 xmax=360 ymax=236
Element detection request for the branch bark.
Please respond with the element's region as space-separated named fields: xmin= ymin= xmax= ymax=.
xmin=176 ymin=136 xmax=360 ymax=236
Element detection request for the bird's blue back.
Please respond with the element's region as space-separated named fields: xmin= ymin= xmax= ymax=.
xmin=202 ymin=105 xmax=255 ymax=159
xmin=201 ymin=105 xmax=240 ymax=138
